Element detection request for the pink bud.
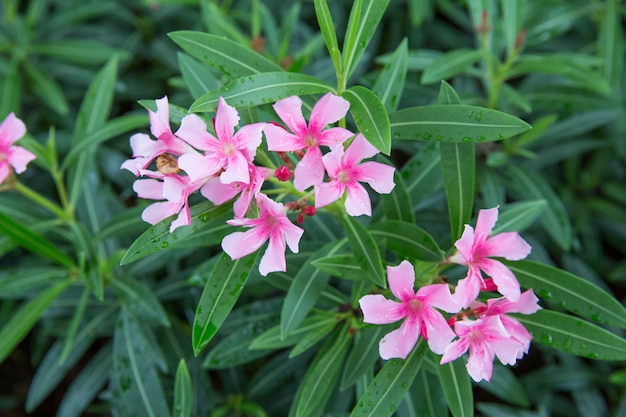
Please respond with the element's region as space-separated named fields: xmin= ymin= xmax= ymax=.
xmin=275 ymin=165 xmax=291 ymax=181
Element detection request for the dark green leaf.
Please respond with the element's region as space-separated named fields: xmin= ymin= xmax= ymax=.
xmin=343 ymin=85 xmax=391 ymax=154
xmin=112 ymin=276 xmax=170 ymax=327
xmin=250 ymin=315 xmax=337 ymax=350
xmin=400 ymin=142 xmax=443 ymax=208
xmin=438 ymin=358 xmax=474 ymax=417
xmin=314 ymin=0 xmax=342 ymax=73
xmin=341 ymin=326 xmax=385 ymax=390
xmin=31 ymin=40 xmax=126 ymax=65
xmin=440 ymin=142 xmax=475 ymax=241
xmin=421 ymin=49 xmax=483 ymax=84
xmin=23 ymin=58 xmax=68 ymax=115
xmin=173 ymin=360 xmax=192 ymax=417
xmin=342 ymin=216 xmax=386 ymax=287
xmin=0 ymin=57 xmax=21 ymax=118
xmin=492 ymin=200 xmax=547 ymax=234
xmin=311 ymin=254 xmax=368 ymax=281
xmin=178 ymin=52 xmax=220 ymax=99
xmin=477 ymin=364 xmax=530 ymax=408
xmin=438 ymin=80 xmax=462 ymax=105
xmin=373 ymin=38 xmax=408 ymax=112
xmin=369 ymin=221 xmax=444 ymax=262
xmin=379 ymin=171 xmax=415 ymax=223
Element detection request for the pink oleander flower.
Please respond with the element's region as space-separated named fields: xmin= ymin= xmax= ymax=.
xmin=449 ymin=206 xmax=532 ymax=308
xmin=200 ymin=164 xmax=271 ymax=218
xmin=133 ymin=172 xmax=205 ymax=232
xmin=359 ymin=261 xmax=460 ymax=359
xmin=440 ymin=315 xmax=526 ymax=382
xmin=315 ymin=133 xmax=395 ymax=216
xmin=263 ymin=93 xmax=353 ymax=191
xmin=221 ymin=193 xmax=304 ymax=276
xmin=121 ymin=96 xmax=194 ymax=176
xmin=176 ymin=98 xmax=264 ymax=185
xmin=0 ymin=113 xmax=36 ymax=184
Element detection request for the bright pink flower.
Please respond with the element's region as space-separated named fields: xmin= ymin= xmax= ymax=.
xmin=121 ymin=96 xmax=194 ymax=176
xmin=359 ymin=261 xmax=460 ymax=359
xmin=133 ymin=173 xmax=204 ymax=232
xmin=315 ymin=134 xmax=395 ymax=216
xmin=449 ymin=206 xmax=532 ymax=308
xmin=0 ymin=113 xmax=35 ymax=184
xmin=221 ymin=193 xmax=304 ymax=276
xmin=263 ymin=93 xmax=353 ymax=191
xmin=440 ymin=315 xmax=525 ymax=382
xmin=176 ymin=98 xmax=264 ymax=185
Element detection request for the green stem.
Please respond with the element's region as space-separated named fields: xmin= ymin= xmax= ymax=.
xmin=13 ymin=181 xmax=72 ymax=222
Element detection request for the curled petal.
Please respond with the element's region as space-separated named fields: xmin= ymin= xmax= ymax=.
xmin=474 ymin=207 xmax=499 ymax=244
xmin=478 ymin=258 xmax=521 ymax=302
xmin=481 ymin=232 xmax=532 ymax=260
xmin=221 ymin=152 xmax=251 ymax=184
xmin=355 ymin=161 xmax=395 ymax=194
xmin=141 ymin=201 xmax=180 ymax=225
xmin=466 ymin=346 xmax=494 ymax=382
xmin=200 ymin=177 xmax=241 ymax=206
xmin=133 ymin=179 xmax=164 ymax=200
xmin=273 ymin=96 xmax=307 ymax=136
xmin=129 ymin=133 xmax=164 ymax=158
xmin=486 ymin=289 xmax=541 ymax=315
xmin=453 ymin=265 xmax=483 ymax=308
xmin=8 ymin=146 xmax=36 ymax=174
xmin=387 ymin=261 xmax=416 ymax=302
xmin=215 ymin=97 xmax=240 ymax=142
xmin=453 ymin=224 xmax=476 ymax=264
xmin=317 ymin=126 xmax=354 ymax=147
xmin=342 ymin=134 xmax=378 ymax=166
xmin=423 ymin=307 xmax=457 ymax=354
xmin=178 ymin=152 xmax=219 ymax=182
xmin=440 ymin=337 xmax=469 ymax=365
xmin=281 ymin=220 xmax=304 ymax=254
xmin=0 ymin=113 xmax=26 ymax=146
xmin=264 ymin=124 xmax=303 ymax=151
xmin=170 ymin=202 xmax=191 ymax=232
xmin=176 ymin=114 xmax=217 ymax=151
xmin=417 ymin=283 xmax=460 ymax=313
xmin=344 ymin=182 xmax=372 ymax=216
xmin=359 ymin=294 xmax=405 ymax=324
xmin=308 ymin=93 xmax=350 ymax=132
xmin=149 ymin=96 xmax=172 ymax=139
xmin=259 ymin=233 xmax=287 ymax=276
xmin=379 ymin=319 xmax=420 ymax=360
xmin=232 ymin=123 xmax=264 ymax=153
xmin=320 ymin=144 xmax=344 ymax=177
xmin=221 ymin=228 xmax=267 ymax=260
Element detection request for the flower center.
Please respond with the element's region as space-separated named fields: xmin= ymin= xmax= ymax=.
xmin=0 ymin=152 xmax=6 ymax=163
xmin=303 ymin=134 xmax=318 ymax=148
xmin=337 ymin=169 xmax=352 ymax=183
xmin=222 ymin=142 xmax=236 ymax=156
xmin=408 ymin=298 xmax=422 ymax=312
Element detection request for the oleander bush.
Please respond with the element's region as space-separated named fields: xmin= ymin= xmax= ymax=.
xmin=1 ymin=1 xmax=625 ymax=416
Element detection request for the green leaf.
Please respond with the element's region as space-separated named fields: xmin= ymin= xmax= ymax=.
xmin=400 ymin=142 xmax=443 ymax=208
xmin=0 ymin=267 xmax=68 ymax=298
xmin=314 ymin=0 xmax=342 ymax=74
xmin=30 ymin=40 xmax=125 ymax=65
xmin=0 ymin=278 xmax=72 ymax=365
xmin=289 ymin=319 xmax=338 ymax=358
xmin=390 ymin=105 xmax=531 ymax=143
xmin=477 ymin=364 xmax=530 ymax=408
xmin=598 ymin=0 xmax=623 ymax=88
xmin=120 ymin=201 xmax=232 ymax=265
xmin=168 ymin=31 xmax=282 ymax=78
xmin=501 ymin=0 xmax=525 ymax=56
xmin=192 ymin=252 xmax=258 ymax=356
xmin=250 ymin=315 xmax=337 ymax=350
xmin=438 ymin=358 xmax=474 ymax=417
xmin=350 ymin=340 xmax=429 ymax=417
xmin=178 ymin=52 xmax=219 ymax=99
xmin=59 ymin=286 xmax=90 ymax=364
xmin=369 ymin=221 xmax=444 ymax=262
xmin=341 ymin=326 xmax=386 ymax=390
xmin=342 ymin=0 xmax=392 ymax=79
xmin=112 ymin=308 xmax=171 ymax=417
xmin=506 ymin=164 xmax=572 ymax=251
xmin=23 ymin=58 xmax=69 ymax=115
xmin=281 ymin=241 xmax=345 ymax=338
xmin=342 ymin=216 xmax=386 ymax=288
xmin=343 ymin=85 xmax=391 ymax=155
xmin=190 ymin=72 xmax=334 ymax=112
xmin=379 ymin=171 xmax=415 ymax=223
xmin=0 ymin=213 xmax=75 ymax=268
xmin=0 ymin=57 xmax=21 ymax=118
xmin=440 ymin=142 xmax=475 ymax=241
xmin=311 ymin=254 xmax=368 ymax=281
xmin=112 ymin=276 xmax=170 ymax=327
xmin=173 ymin=360 xmax=192 ymax=417
xmin=492 ymin=200 xmax=547 ymax=234
xmin=438 ymin=80 xmax=462 ymax=105
xmin=421 ymin=49 xmax=483 ymax=84
xmin=373 ymin=38 xmax=408 ymax=112
xmin=514 ymin=309 xmax=626 ymax=361
xmin=505 ymin=260 xmax=626 ymax=328
xmin=403 ymin=368 xmax=448 ymax=417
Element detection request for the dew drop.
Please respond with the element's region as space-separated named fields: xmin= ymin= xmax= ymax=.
xmin=161 ymin=241 xmax=169 ymax=248
xmin=240 ymin=78 xmax=245 ymax=84
xmin=591 ymin=313 xmax=602 ymax=322
xmin=423 ymin=133 xmax=433 ymax=140
xmin=463 ymin=136 xmax=473 ymax=142
xmin=436 ymin=135 xmax=443 ymax=141
xmin=477 ymin=135 xmax=486 ymax=141
xmin=475 ymin=110 xmax=483 ymax=122
xmin=541 ymin=334 xmax=553 ymax=345
xmin=467 ymin=110 xmax=474 ymax=118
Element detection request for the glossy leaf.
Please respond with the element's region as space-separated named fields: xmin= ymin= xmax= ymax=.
xmin=390 ymin=105 xmax=531 ymax=143
xmin=341 ymin=216 xmax=386 ymax=288
xmin=421 ymin=49 xmax=483 ymax=84
xmin=343 ymin=85 xmax=391 ymax=155
xmin=379 ymin=171 xmax=415 ymax=223
xmin=438 ymin=358 xmax=474 ymax=417
xmin=173 ymin=360 xmax=192 ymax=417
xmin=190 ymin=72 xmax=334 ymax=112
xmin=514 ymin=309 xmax=626 ymax=361
xmin=311 ymin=254 xmax=367 ymax=281
xmin=340 ymin=326 xmax=386 ymax=390
xmin=178 ymin=52 xmax=219 ymax=99
xmin=369 ymin=221 xmax=444 ymax=262
xmin=506 ymin=260 xmax=626 ymax=328
xmin=373 ymin=38 xmax=408 ymax=112
xmin=289 ymin=318 xmax=339 ymax=358
xmin=403 ymin=368 xmax=448 ymax=417
xmin=440 ymin=142 xmax=475 ymax=241
xmin=314 ymin=0 xmax=342 ymax=73
xmin=350 ymin=340 xmax=428 ymax=417
xmin=400 ymin=141 xmax=443 ymax=207
xmin=438 ymin=80 xmax=462 ymax=105
xmin=192 ymin=252 xmax=258 ymax=356
xmin=250 ymin=315 xmax=337 ymax=350
xmin=168 ymin=31 xmax=282 ymax=78
xmin=477 ymin=364 xmax=530 ymax=408
xmin=0 ymin=267 xmax=68 ymax=298
xmin=120 ymin=202 xmax=231 ymax=265
xmin=112 ymin=276 xmax=170 ymax=327
xmin=492 ymin=200 xmax=547 ymax=234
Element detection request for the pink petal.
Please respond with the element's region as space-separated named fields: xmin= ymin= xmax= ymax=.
xmin=273 ymin=96 xmax=307 ymax=136
xmin=453 ymin=265 xmax=483 ymax=308
xmin=133 ymin=179 xmax=164 ymax=200
xmin=200 ymin=177 xmax=240 ymax=205
xmin=308 ymin=93 xmax=350 ymax=132
xmin=293 ymin=147 xmax=324 ymax=191
xmin=321 ymin=144 xmax=344 ymax=177
xmin=176 ymin=114 xmax=217 ymax=151
xmin=170 ymin=203 xmax=191 ymax=232
xmin=387 ymin=261 xmax=416 ymax=302
xmin=466 ymin=346 xmax=494 ymax=382
xmin=355 ymin=161 xmax=396 ymax=194
xmin=121 ymin=157 xmax=148 ymax=176
xmin=0 ymin=113 xmax=26 ymax=146
xmin=141 ymin=201 xmax=179 ymax=225
xmin=314 ymin=181 xmax=344 ymax=209
xmin=481 ymin=232 xmax=532 ymax=260
xmin=280 ymin=220 xmax=304 ymax=254
xmin=0 ymin=163 xmax=10 ymax=184
xmin=178 ymin=152 xmax=219 ymax=182
xmin=344 ymin=182 xmax=372 ymax=216
xmin=478 ymin=258 xmax=521 ymax=302
xmin=440 ymin=338 xmax=468 ymax=365
xmin=259 ymin=234 xmax=287 ymax=276
xmin=232 ymin=122 xmax=264 ymax=153
xmin=8 ymin=146 xmax=36 ymax=174
xmin=130 ymin=133 xmax=164 ymax=158
xmin=474 ymin=207 xmax=499 ymax=244
xmin=343 ymin=134 xmax=378 ymax=166
xmin=493 ymin=337 xmax=525 ymax=366
xmin=359 ymin=294 xmax=405 ymax=324
xmin=221 ymin=152 xmax=250 ymax=184
xmin=453 ymin=224 xmax=476 ymax=264
xmin=221 ymin=228 xmax=267 ymax=260
xmin=263 ymin=124 xmax=304 ymax=152
xmin=499 ymin=316 xmax=532 ymax=359
xmin=162 ymin=175 xmax=187 ymax=202
xmin=486 ymin=289 xmax=540 ymax=315
xmin=379 ymin=319 xmax=420 ymax=360
xmin=318 ymin=126 xmax=354 ymax=147
xmin=417 ymin=283 xmax=460 ymax=313
xmin=215 ymin=97 xmax=240 ymax=142
xmin=149 ymin=96 xmax=172 ymax=139
xmin=423 ymin=307 xmax=457 ymax=354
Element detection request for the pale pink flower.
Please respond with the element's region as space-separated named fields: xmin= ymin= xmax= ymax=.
xmin=449 ymin=206 xmax=532 ymax=308
xmin=133 ymin=173 xmax=204 ymax=232
xmin=263 ymin=93 xmax=353 ymax=191
xmin=121 ymin=96 xmax=194 ymax=176
xmin=221 ymin=193 xmax=304 ymax=276
xmin=315 ymin=134 xmax=395 ymax=216
xmin=0 ymin=113 xmax=35 ymax=184
xmin=359 ymin=261 xmax=460 ymax=359
xmin=176 ymin=98 xmax=264 ymax=185
xmin=440 ymin=315 xmax=526 ymax=382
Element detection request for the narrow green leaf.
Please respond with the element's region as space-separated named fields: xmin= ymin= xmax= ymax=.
xmin=112 ymin=276 xmax=170 ymax=327
xmin=341 ymin=326 xmax=386 ymax=390
xmin=342 ymin=216 xmax=386 ymax=288
xmin=0 ymin=267 xmax=67 ymax=298
xmin=477 ymin=364 xmax=530 ymax=408
xmin=23 ymin=58 xmax=69 ymax=115
xmin=421 ymin=49 xmax=483 ymax=84
xmin=0 ymin=278 xmax=72 ymax=365
xmin=438 ymin=80 xmax=462 ymax=105
xmin=250 ymin=315 xmax=337 ymax=350
xmin=350 ymin=340 xmax=429 ymax=417
xmin=190 ymin=72 xmax=334 ymax=112
xmin=178 ymin=52 xmax=219 ymax=99
xmin=506 ymin=164 xmax=572 ymax=251
xmin=168 ymin=31 xmax=282 ymax=78
xmin=0 ymin=213 xmax=75 ymax=268
xmin=59 ymin=286 xmax=90 ymax=364
xmin=0 ymin=57 xmax=21 ymax=118
xmin=400 ymin=142 xmax=443 ymax=208
xmin=492 ymin=200 xmax=547 ymax=234
xmin=289 ymin=320 xmax=339 ymax=358
xmin=30 ymin=40 xmax=125 ymax=65
xmin=438 ymin=358 xmax=474 ymax=417
xmin=379 ymin=170 xmax=415 ymax=223
xmin=120 ymin=202 xmax=231 ymax=265
xmin=514 ymin=309 xmax=626 ymax=361
xmin=173 ymin=360 xmax=192 ymax=417
xmin=373 ymin=38 xmax=408 ymax=112
xmin=311 ymin=254 xmax=368 ymax=281
xmin=314 ymin=0 xmax=342 ymax=73
xmin=403 ymin=368 xmax=448 ymax=417
xmin=281 ymin=241 xmax=345 ymax=337
xmin=598 ymin=0 xmax=623 ymax=88
xmin=440 ymin=142 xmax=475 ymax=241
xmin=501 ymin=0 xmax=525 ymax=56
xmin=390 ymin=105 xmax=532 ymax=143
xmin=343 ymin=85 xmax=391 ymax=155
xmin=505 ymin=260 xmax=626 ymax=328
xmin=369 ymin=221 xmax=444 ymax=262
xmin=192 ymin=252 xmax=258 ymax=356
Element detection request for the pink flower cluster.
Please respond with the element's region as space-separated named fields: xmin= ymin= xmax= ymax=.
xmin=0 ymin=113 xmax=36 ymax=185
xmin=122 ymin=94 xmax=396 ymax=275
xmin=359 ymin=207 xmax=539 ymax=382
